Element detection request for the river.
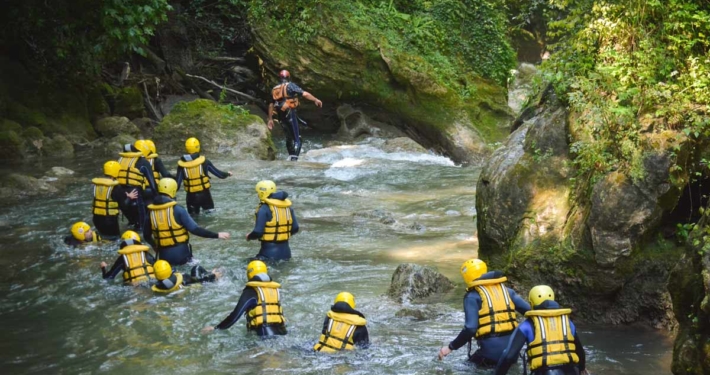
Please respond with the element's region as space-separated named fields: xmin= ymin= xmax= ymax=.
xmin=0 ymin=136 xmax=672 ymax=374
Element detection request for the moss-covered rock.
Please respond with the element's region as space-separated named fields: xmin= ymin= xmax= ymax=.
xmin=0 ymin=173 xmax=58 ymax=200
xmin=43 ymin=135 xmax=74 ymax=158
xmin=95 ymin=116 xmax=141 ymax=138
xmin=154 ymin=99 xmax=274 ymax=159
xmin=0 ymin=130 xmax=25 ymax=160
xmin=0 ymin=119 xmax=22 ymax=133
xmin=113 ymin=86 xmax=145 ymax=119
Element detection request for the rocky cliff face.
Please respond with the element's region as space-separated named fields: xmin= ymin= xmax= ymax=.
xmin=476 ymin=88 xmax=685 ymax=327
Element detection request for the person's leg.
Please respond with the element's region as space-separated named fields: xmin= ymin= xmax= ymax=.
xmin=93 ymin=214 xmax=120 ymax=238
xmin=279 ymin=111 xmax=297 ymax=158
xmin=200 ymin=189 xmax=215 ymax=211
xmin=287 ymin=110 xmax=302 ymax=159
xmin=186 ymin=192 xmax=200 ymax=216
xmin=468 ymin=349 xmax=498 ymax=368
xmin=257 ymin=241 xmax=292 ymax=261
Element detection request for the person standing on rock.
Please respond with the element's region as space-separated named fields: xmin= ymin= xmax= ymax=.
xmin=246 ymin=180 xmax=299 ymax=261
xmin=438 ymin=259 xmax=530 ymax=368
xmin=175 ymin=137 xmax=232 ymax=216
xmin=202 ymin=260 xmax=287 ymax=336
xmin=313 ymin=292 xmax=370 ymax=352
xmin=117 ymin=140 xmax=158 ymax=230
xmin=267 ymin=69 xmax=323 ymax=161
xmin=91 ymin=160 xmax=138 ymax=239
xmin=144 ymin=178 xmax=230 ymax=266
xmin=494 ymin=285 xmax=589 ymax=375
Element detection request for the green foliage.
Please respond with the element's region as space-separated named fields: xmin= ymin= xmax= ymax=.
xmin=182 ymin=0 xmax=250 ymax=57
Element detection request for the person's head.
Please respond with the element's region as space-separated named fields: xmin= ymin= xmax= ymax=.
xmin=103 ymin=160 xmax=120 ymax=178
xmin=185 ymin=137 xmax=200 ymax=154
xmin=334 ymin=292 xmax=356 ymax=309
xmin=528 ymin=285 xmax=555 ymax=307
xmin=246 ymin=260 xmax=268 ymax=280
xmin=71 ymin=222 xmax=93 ymax=242
xmin=154 ymin=260 xmax=172 ymax=281
xmin=278 ymin=69 xmax=290 ymax=82
xmin=460 ymin=259 xmax=487 ymax=288
xmin=134 ymin=139 xmax=151 ymax=157
xmin=145 ymin=140 xmax=157 ymax=155
xmin=255 ymin=180 xmax=276 ymax=202
xmin=158 ymin=178 xmax=178 ymax=198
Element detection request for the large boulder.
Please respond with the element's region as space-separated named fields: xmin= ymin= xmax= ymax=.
xmin=387 ymin=263 xmax=455 ymax=303
xmin=336 ymin=104 xmax=405 ymax=140
xmin=95 ymin=116 xmax=141 ymax=138
xmin=0 ymin=130 xmax=24 ymax=160
xmin=153 ymin=99 xmax=275 ymax=160
xmin=43 ymin=135 xmax=74 ymax=158
xmin=382 ymin=137 xmax=428 ymax=153
xmin=0 ymin=173 xmax=58 ymax=200
xmin=112 ymin=86 xmax=145 ymax=119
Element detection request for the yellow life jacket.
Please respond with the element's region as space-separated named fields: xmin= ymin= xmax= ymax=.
xmin=245 ymin=281 xmax=285 ymax=328
xmin=117 ymin=244 xmax=156 ymax=284
xmin=117 ymin=151 xmax=145 ymax=187
xmin=257 ymin=198 xmax=293 ymax=242
xmin=313 ymin=311 xmax=367 ymax=353
xmin=146 ymin=154 xmax=161 ymax=181
xmin=177 ymin=155 xmax=211 ymax=193
xmin=469 ymin=277 xmax=518 ymax=339
xmin=151 ymin=273 xmax=184 ymax=293
xmin=272 ymin=83 xmax=299 ymax=111
xmin=147 ymin=201 xmax=189 ymax=247
xmin=92 ymin=177 xmax=119 ymax=216
xmin=525 ymin=309 xmax=579 ymax=370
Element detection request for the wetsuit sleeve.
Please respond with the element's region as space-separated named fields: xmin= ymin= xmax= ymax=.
xmin=205 ymin=159 xmax=229 ymax=179
xmin=508 ymin=288 xmax=531 ymax=314
xmin=102 ymin=256 xmax=125 ymax=279
xmin=184 ymin=273 xmax=216 ymax=285
xmin=290 ymin=207 xmax=299 ymax=234
xmin=494 ymin=326 xmax=528 ymax=375
xmin=174 ymin=205 xmax=218 ymax=238
xmin=247 ymin=205 xmax=271 ymax=240
xmin=138 ymin=160 xmax=157 ymax=195
xmin=449 ymin=292 xmax=481 ymax=350
xmin=155 ymin=158 xmax=174 ymax=179
xmin=572 ymin=322 xmax=586 ymax=371
xmin=353 ymin=325 xmax=370 ymax=348
xmin=143 ymin=217 xmax=156 ymax=248
xmin=215 ymin=288 xmax=258 ymax=330
xmin=175 ymin=167 xmax=184 ymax=191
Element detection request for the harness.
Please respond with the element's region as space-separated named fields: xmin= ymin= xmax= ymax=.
xmin=313 ymin=311 xmax=367 ymax=353
xmin=147 ymin=201 xmax=189 ymax=247
xmin=245 ymin=281 xmax=285 ymax=329
xmin=470 ymin=277 xmax=518 ymax=339
xmin=117 ymin=151 xmax=146 ymax=188
xmin=272 ymin=83 xmax=299 ymax=111
xmin=525 ymin=309 xmax=579 ymax=371
xmin=256 ymin=198 xmax=293 ymax=242
xmin=92 ymin=177 xmax=119 ymax=216
xmin=177 ymin=155 xmax=211 ymax=193
xmin=117 ymin=244 xmax=155 ymax=284
xmin=151 ymin=273 xmax=184 ymax=293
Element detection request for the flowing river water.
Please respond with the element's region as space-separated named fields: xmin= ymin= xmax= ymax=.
xmin=0 ymin=136 xmax=672 ymax=374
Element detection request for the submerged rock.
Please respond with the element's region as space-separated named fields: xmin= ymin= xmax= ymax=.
xmin=382 ymin=137 xmax=427 ymax=153
xmin=354 ymin=209 xmax=397 ymax=225
xmin=395 ymin=306 xmax=443 ymax=321
xmin=387 ymin=263 xmax=455 ymax=303
xmin=46 ymin=167 xmax=75 ymax=177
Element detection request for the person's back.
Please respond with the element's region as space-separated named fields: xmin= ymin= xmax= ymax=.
xmin=100 ymin=231 xmax=156 ymax=285
xmin=175 ymin=137 xmax=231 ymax=216
xmin=247 ymin=180 xmax=299 ymax=261
xmin=314 ymin=292 xmax=369 ymax=352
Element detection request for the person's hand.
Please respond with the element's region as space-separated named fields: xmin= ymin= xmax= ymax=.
xmin=212 ymin=268 xmax=223 ymax=279
xmin=227 ymin=171 xmax=233 ymax=177
xmin=218 ymin=232 xmax=230 ymax=239
xmin=438 ymin=346 xmax=451 ymax=360
xmin=245 ymin=233 xmax=252 ymax=241
xmin=267 ymin=119 xmax=274 ymax=130
xmin=201 ymin=326 xmax=214 ymax=334
xmin=100 ymin=261 xmax=107 ymax=268
xmin=127 ymin=189 xmax=139 ymax=200
xmin=314 ymin=99 xmax=323 ymax=108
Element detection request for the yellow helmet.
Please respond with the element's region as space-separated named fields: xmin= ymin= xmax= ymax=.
xmin=255 ymin=180 xmax=276 ymax=201
xmin=185 ymin=137 xmax=200 ymax=154
xmin=158 ymin=178 xmax=178 ymax=198
xmin=103 ymin=160 xmax=120 ymax=178
xmin=134 ymin=139 xmax=151 ymax=157
xmin=460 ymin=259 xmax=487 ymax=288
xmin=529 ymin=285 xmax=555 ymax=307
xmin=121 ymin=230 xmax=141 ymax=242
xmin=71 ymin=221 xmax=91 ymax=241
xmin=145 ymin=140 xmax=157 ymax=155
xmin=246 ymin=260 xmax=268 ymax=280
xmin=334 ymin=292 xmax=356 ymax=309
xmin=154 ymin=260 xmax=172 ymax=280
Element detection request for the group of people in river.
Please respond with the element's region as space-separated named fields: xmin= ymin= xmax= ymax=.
xmin=61 ymin=70 xmax=588 ymax=374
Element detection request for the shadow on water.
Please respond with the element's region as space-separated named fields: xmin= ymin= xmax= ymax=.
xmin=0 ymin=136 xmax=672 ymax=374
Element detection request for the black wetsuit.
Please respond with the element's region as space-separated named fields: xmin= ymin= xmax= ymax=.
xmin=273 ymin=82 xmax=304 ymax=159
xmin=215 ymin=274 xmax=287 ymax=336
xmin=495 ymin=300 xmax=586 ymax=375
xmin=119 ymin=146 xmax=158 ymax=230
xmin=319 ymin=302 xmax=370 ymax=348
xmin=102 ymin=249 xmax=156 ymax=280
xmin=247 ymin=191 xmax=299 ymax=261
xmin=175 ymin=152 xmax=230 ymax=215
xmin=448 ymin=271 xmax=531 ymax=367
xmin=143 ymin=194 xmax=219 ymax=265
xmin=93 ymin=183 xmax=134 ymax=239
xmin=152 ymin=266 xmax=217 ymax=290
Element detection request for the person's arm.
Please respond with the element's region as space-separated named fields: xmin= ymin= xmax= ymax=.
xmin=449 ymin=293 xmax=480 ymax=350
xmin=175 ymin=205 xmax=229 ymax=239
xmin=290 ymin=207 xmax=299 ymax=235
xmin=509 ymin=288 xmax=531 ymax=314
xmin=353 ymin=325 xmax=370 ymax=348
xmin=175 ymin=167 xmax=184 ymax=192
xmin=247 ymin=205 xmax=270 ymax=240
xmin=138 ymin=160 xmax=157 ymax=195
xmin=205 ymin=159 xmax=231 ymax=179
xmin=184 ymin=271 xmax=217 ymax=285
xmin=214 ymin=288 xmax=258 ymax=330
xmin=143 ymin=218 xmax=156 ymax=248
xmin=302 ymin=91 xmax=322 ymax=108
xmin=155 ymin=158 xmax=174 ymax=179
xmin=267 ymin=103 xmax=275 ymax=130
xmin=101 ymin=256 xmax=125 ymax=279
xmin=494 ymin=326 xmax=528 ymax=375
xmin=571 ymin=322 xmax=586 ymax=372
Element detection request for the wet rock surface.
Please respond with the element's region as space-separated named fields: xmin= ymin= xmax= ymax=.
xmin=387 ymin=263 xmax=455 ymax=303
